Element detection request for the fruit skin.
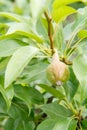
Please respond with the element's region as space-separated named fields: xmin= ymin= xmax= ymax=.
xmin=46 ymin=51 xmax=70 ymax=85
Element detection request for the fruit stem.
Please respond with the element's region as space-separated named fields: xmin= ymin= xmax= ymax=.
xmin=64 ymin=98 xmax=78 ymax=115
xmin=66 ymin=38 xmax=84 ymax=58
xmin=44 ymin=11 xmax=54 ymax=55
xmin=52 ymin=50 xmax=59 ymax=61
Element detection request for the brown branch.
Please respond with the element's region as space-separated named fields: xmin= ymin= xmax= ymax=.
xmin=44 ymin=11 xmax=54 ymax=55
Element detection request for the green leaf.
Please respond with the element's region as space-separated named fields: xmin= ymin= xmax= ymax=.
xmin=0 ymin=39 xmax=26 ymax=57
xmin=14 ymin=0 xmax=29 ymax=15
xmin=4 ymin=118 xmax=14 ymax=130
xmin=30 ymin=0 xmax=46 ymax=19
xmin=78 ymin=30 xmax=87 ymax=39
xmin=54 ymin=23 xmax=64 ymax=51
xmin=23 ymin=121 xmax=35 ymax=130
xmin=68 ymin=119 xmax=77 ymax=130
xmin=74 ymin=84 xmax=87 ymax=103
xmin=38 ymin=84 xmax=65 ymax=99
xmin=0 ymin=93 xmax=7 ymax=113
xmin=42 ymin=102 xmax=73 ymax=119
xmin=37 ymin=117 xmax=77 ymax=130
xmin=16 ymin=60 xmax=49 ymax=85
xmin=8 ymin=118 xmax=25 ymax=130
xmin=63 ymin=22 xmax=74 ymax=41
xmin=52 ymin=6 xmax=76 ymax=23
xmin=0 ymin=58 xmax=10 ymax=74
xmin=36 ymin=17 xmax=48 ymax=39
xmin=5 ymin=116 xmax=28 ymax=130
xmin=6 ymin=22 xmax=43 ymax=43
xmin=8 ymin=101 xmax=29 ymax=120
xmin=5 ymin=118 xmax=35 ymax=130
xmin=37 ymin=119 xmax=57 ymax=130
xmin=65 ymin=7 xmax=87 ymax=47
xmin=0 ymin=33 xmax=23 ymax=41
xmin=53 ymin=0 xmax=81 ymax=9
xmin=72 ymin=7 xmax=87 ymax=31
xmin=0 ymin=23 xmax=8 ymax=34
xmin=14 ymin=84 xmax=44 ymax=108
xmin=52 ymin=0 xmax=81 ymax=23
xmin=81 ymin=119 xmax=87 ymax=129
xmin=77 ymin=39 xmax=87 ymax=54
xmin=0 ymin=12 xmax=27 ymax=22
xmin=53 ymin=118 xmax=72 ymax=130
xmin=63 ymin=68 xmax=79 ymax=101
xmin=6 ymin=22 xmax=31 ymax=35
xmin=73 ymin=54 xmax=87 ymax=101
xmin=0 ymin=76 xmax=14 ymax=108
xmin=5 ymin=46 xmax=38 ymax=88
xmin=0 ymin=85 xmax=14 ymax=108
xmin=73 ymin=54 xmax=87 ymax=87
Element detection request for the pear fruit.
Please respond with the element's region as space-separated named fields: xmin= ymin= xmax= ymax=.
xmin=46 ymin=51 xmax=70 ymax=85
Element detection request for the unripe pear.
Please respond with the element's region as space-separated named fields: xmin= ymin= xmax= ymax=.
xmin=46 ymin=51 xmax=70 ymax=85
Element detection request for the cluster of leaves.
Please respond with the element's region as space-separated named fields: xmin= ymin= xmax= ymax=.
xmin=0 ymin=0 xmax=87 ymax=130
